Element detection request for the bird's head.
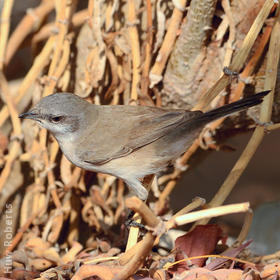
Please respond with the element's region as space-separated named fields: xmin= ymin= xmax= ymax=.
xmin=19 ymin=93 xmax=95 ymax=137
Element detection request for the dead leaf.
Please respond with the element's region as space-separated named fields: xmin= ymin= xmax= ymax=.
xmin=206 ymin=240 xmax=252 ymax=270
xmin=172 ymin=225 xmax=222 ymax=273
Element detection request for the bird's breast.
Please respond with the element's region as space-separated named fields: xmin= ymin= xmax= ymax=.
xmin=55 ymin=136 xmax=111 ymax=174
xmin=56 ymin=136 xmax=81 ymax=166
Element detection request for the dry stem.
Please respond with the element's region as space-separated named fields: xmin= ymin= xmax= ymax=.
xmin=32 ymin=9 xmax=88 ymax=43
xmin=0 ymin=0 xmax=14 ymax=69
xmin=125 ymin=175 xmax=155 ymax=251
xmin=127 ymin=0 xmax=141 ymax=101
xmin=0 ymin=37 xmax=55 ymax=126
xmin=195 ymin=5 xmax=280 ymax=226
xmin=236 ymin=208 xmax=253 ymax=244
xmin=194 ymin=0 xmax=276 ymax=111
xmin=5 ymin=0 xmax=54 ymax=65
xmin=149 ymin=0 xmax=188 ymax=86
xmin=169 ymin=202 xmax=250 ymax=227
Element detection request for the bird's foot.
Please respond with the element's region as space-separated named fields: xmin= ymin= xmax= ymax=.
xmin=125 ymin=210 xmax=146 ymax=230
xmin=251 ymin=116 xmax=274 ymax=133
xmin=125 ymin=219 xmax=146 ymax=230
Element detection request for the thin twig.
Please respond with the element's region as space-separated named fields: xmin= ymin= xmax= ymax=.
xmin=195 ymin=5 xmax=280 ymax=226
xmin=125 ymin=175 xmax=155 ymax=251
xmin=5 ymin=0 xmax=54 ymax=65
xmin=267 ymin=122 xmax=280 ymax=130
xmin=236 ymin=208 xmax=253 ymax=244
xmin=149 ymin=0 xmax=188 ymax=86
xmin=126 ymin=196 xmax=159 ymax=228
xmin=140 ymin=0 xmax=153 ymax=102
xmin=0 ymin=0 xmax=14 ymax=69
xmin=115 ymin=233 xmax=155 ymax=280
xmin=194 ymin=0 xmax=275 ymax=111
xmin=127 ymin=0 xmax=141 ymax=101
xmin=32 ymin=9 xmax=88 ymax=43
xmin=43 ymin=0 xmax=70 ymax=97
xmin=0 ymin=72 xmax=21 ymax=192
xmin=0 ymin=37 xmax=55 ymax=127
xmin=169 ymin=202 xmax=250 ymax=227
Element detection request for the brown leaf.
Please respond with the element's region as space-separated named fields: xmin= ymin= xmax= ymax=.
xmin=172 ymin=225 xmax=222 ymax=273
xmin=206 ymin=240 xmax=252 ymax=270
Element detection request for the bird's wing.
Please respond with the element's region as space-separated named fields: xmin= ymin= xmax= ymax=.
xmin=77 ymin=90 xmax=271 ymax=165
xmin=77 ymin=106 xmax=202 ymax=165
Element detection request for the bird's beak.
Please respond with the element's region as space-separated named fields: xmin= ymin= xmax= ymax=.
xmin=19 ymin=110 xmax=40 ymax=120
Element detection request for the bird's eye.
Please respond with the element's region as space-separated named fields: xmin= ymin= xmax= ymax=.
xmin=50 ymin=116 xmax=63 ymax=123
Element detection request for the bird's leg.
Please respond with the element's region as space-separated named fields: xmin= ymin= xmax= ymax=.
xmin=125 ymin=216 xmax=146 ymax=230
xmin=125 ymin=175 xmax=155 ymax=228
xmin=141 ymin=174 xmax=156 ymax=197
xmin=249 ymin=114 xmax=274 ymax=133
xmin=125 ymin=179 xmax=148 ymax=200
xmin=125 ymin=175 xmax=155 ymax=250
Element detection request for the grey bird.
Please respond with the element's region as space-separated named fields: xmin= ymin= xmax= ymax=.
xmin=19 ymin=91 xmax=269 ymax=200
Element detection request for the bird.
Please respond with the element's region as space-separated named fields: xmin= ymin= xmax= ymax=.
xmin=19 ymin=90 xmax=270 ymax=200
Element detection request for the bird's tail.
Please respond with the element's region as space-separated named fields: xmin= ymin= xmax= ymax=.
xmin=195 ymin=90 xmax=270 ymax=124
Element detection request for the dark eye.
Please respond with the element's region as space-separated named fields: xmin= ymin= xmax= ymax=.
xmin=51 ymin=116 xmax=63 ymax=123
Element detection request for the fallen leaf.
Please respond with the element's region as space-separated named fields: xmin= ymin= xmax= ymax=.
xmin=172 ymin=225 xmax=223 ymax=273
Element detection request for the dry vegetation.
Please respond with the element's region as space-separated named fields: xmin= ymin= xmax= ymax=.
xmin=0 ymin=0 xmax=280 ymax=279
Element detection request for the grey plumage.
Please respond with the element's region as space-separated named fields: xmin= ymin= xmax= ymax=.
xmin=19 ymin=90 xmax=270 ymax=199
